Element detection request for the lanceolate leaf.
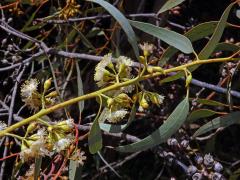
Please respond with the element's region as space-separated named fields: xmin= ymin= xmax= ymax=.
xmin=100 ymin=104 xmax=136 ymax=133
xmin=88 ymin=117 xmax=102 ymax=154
xmin=198 ymin=2 xmax=236 ymax=60
xmin=193 ymin=111 xmax=240 ymax=137
xmin=160 ymin=2 xmax=236 ymax=84
xmin=187 ymin=109 xmax=223 ymax=123
xmin=69 ymin=160 xmax=82 ymax=180
xmin=76 ymin=62 xmax=84 ymax=114
xmin=116 ymin=96 xmax=189 ymax=152
xmin=157 ymin=0 xmax=185 ymax=14
xmin=34 ymin=157 xmax=42 ymax=180
xmin=159 ymin=21 xmax=219 ymax=66
xmin=88 ymin=0 xmax=139 ymax=59
xmin=214 ymin=42 xmax=240 ymax=53
xmin=130 ymin=20 xmax=194 ymax=54
xmin=193 ymin=98 xmax=226 ymax=107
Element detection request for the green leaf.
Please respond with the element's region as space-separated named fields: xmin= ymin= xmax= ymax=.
xmin=100 ymin=104 xmax=136 ymax=133
xmin=76 ymin=62 xmax=84 ymax=114
xmin=187 ymin=109 xmax=220 ymax=122
xmin=34 ymin=157 xmax=42 ymax=180
xmin=88 ymin=0 xmax=139 ymax=59
xmin=160 ymin=2 xmax=236 ymax=84
xmin=88 ymin=116 xmax=103 ymax=154
xmin=159 ymin=21 xmax=219 ymax=66
xmin=214 ymin=42 xmax=240 ymax=53
xmin=193 ymin=111 xmax=240 ymax=137
xmin=198 ymin=2 xmax=235 ymax=59
xmin=130 ymin=20 xmax=194 ymax=54
xmin=157 ymin=0 xmax=185 ymax=14
xmin=116 ymin=96 xmax=189 ymax=152
xmin=193 ymin=98 xmax=226 ymax=107
xmin=69 ymin=160 xmax=82 ymax=180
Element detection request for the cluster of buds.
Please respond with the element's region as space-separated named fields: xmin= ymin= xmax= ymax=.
xmin=59 ymin=0 xmax=81 ymax=19
xmin=20 ymin=78 xmax=58 ymax=111
xmin=134 ymin=91 xmax=164 ymax=112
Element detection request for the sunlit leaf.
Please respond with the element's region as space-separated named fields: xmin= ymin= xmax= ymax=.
xmin=159 ymin=21 xmax=219 ymax=66
xmin=130 ymin=20 xmax=194 ymax=54
xmin=116 ymin=96 xmax=189 ymax=152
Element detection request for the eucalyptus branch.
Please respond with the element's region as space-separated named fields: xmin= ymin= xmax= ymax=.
xmin=35 ymin=13 xmax=186 ymax=30
xmin=0 ymin=55 xmax=239 ymax=138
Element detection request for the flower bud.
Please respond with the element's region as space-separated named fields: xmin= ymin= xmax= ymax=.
xmin=214 ymin=162 xmax=223 ymax=172
xmin=44 ymin=78 xmax=52 ymax=92
xmin=107 ymin=98 xmax=114 ymax=108
xmin=140 ymin=98 xmax=149 ymax=109
xmin=26 ymin=122 xmax=37 ymax=134
xmin=54 ymin=119 xmax=75 ymax=132
xmin=143 ymin=50 xmax=149 ymax=57
xmin=152 ymin=66 xmax=164 ymax=74
xmin=139 ymin=56 xmax=145 ymax=64
xmin=45 ymin=91 xmax=58 ymax=98
xmin=167 ymin=138 xmax=178 ymax=146
xmin=187 ymin=165 xmax=197 ymax=175
xmin=194 ymin=155 xmax=203 ymax=165
xmin=185 ymin=74 xmax=192 ymax=87
xmin=147 ymin=67 xmax=153 ymax=73
xmin=204 ymin=153 xmax=214 ymax=168
xmin=192 ymin=172 xmax=202 ymax=180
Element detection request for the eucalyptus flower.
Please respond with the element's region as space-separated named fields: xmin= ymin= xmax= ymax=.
xmin=20 ymin=78 xmax=41 ymax=110
xmin=106 ymin=109 xmax=128 ymax=123
xmin=139 ymin=42 xmax=155 ymax=56
xmin=53 ymin=134 xmax=74 ymax=152
xmin=94 ymin=54 xmax=115 ymax=86
xmin=71 ymin=149 xmax=87 ymax=166
xmin=20 ymin=137 xmax=51 ymax=161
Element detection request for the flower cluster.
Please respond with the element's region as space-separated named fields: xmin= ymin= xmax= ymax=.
xmin=94 ymin=54 xmax=134 ymax=93
xmin=59 ymin=0 xmax=80 ymax=19
xmin=20 ymin=78 xmax=57 ymax=111
xmin=20 ymin=129 xmax=51 ymax=161
xmin=94 ymin=53 xmax=165 ymax=123
xmin=19 ymin=119 xmax=78 ymax=163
